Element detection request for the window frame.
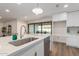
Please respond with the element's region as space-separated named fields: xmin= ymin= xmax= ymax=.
xmin=28 ymin=21 xmax=52 ymax=34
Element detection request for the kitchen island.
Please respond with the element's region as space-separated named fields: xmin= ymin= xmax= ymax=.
xmin=0 ymin=34 xmax=50 ymax=56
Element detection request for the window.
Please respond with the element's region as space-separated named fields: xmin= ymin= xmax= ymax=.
xmin=28 ymin=24 xmax=34 ymax=34
xmin=42 ymin=23 xmax=51 ymax=34
xmin=28 ymin=21 xmax=52 ymax=34
xmin=35 ymin=24 xmax=41 ymax=33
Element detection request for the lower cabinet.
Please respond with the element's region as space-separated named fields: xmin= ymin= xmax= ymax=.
xmin=9 ymin=40 xmax=44 ymax=56
xmin=22 ymin=41 xmax=44 ymax=56
xmin=66 ymin=35 xmax=79 ymax=48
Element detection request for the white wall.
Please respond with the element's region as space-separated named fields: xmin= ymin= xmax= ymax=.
xmin=67 ymin=11 xmax=79 ymax=27
xmin=27 ymin=18 xmax=52 ymax=24
xmin=52 ymin=12 xmax=67 ymax=21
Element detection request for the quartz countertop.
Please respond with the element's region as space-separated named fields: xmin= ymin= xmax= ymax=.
xmin=0 ymin=34 xmax=50 ymax=56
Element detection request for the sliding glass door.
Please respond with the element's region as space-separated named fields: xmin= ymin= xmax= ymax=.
xmin=28 ymin=21 xmax=52 ymax=34
xmin=28 ymin=24 xmax=34 ymax=34
xmin=42 ymin=22 xmax=52 ymax=34
xmin=35 ymin=24 xmax=41 ymax=34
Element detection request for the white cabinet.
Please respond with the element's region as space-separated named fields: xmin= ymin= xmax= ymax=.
xmin=66 ymin=34 xmax=79 ymax=48
xmin=9 ymin=40 xmax=44 ymax=56
xmin=22 ymin=40 xmax=44 ymax=56
xmin=67 ymin=11 xmax=79 ymax=27
xmin=52 ymin=12 xmax=67 ymax=21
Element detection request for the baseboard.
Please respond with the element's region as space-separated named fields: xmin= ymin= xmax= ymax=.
xmin=66 ymin=44 xmax=79 ymax=48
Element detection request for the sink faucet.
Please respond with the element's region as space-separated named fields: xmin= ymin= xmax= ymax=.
xmin=20 ymin=25 xmax=27 ymax=39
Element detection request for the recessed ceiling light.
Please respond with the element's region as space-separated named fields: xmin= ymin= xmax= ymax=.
xmin=17 ymin=3 xmax=22 ymax=5
xmin=0 ymin=16 xmax=2 ymax=19
xmin=5 ymin=9 xmax=10 ymax=12
xmin=64 ymin=4 xmax=69 ymax=8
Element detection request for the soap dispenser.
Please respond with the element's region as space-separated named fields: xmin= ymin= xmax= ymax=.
xmin=12 ymin=33 xmax=17 ymax=40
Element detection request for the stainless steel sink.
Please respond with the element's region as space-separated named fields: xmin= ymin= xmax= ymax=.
xmin=9 ymin=37 xmax=38 ymax=46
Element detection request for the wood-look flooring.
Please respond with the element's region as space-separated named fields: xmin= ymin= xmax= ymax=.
xmin=50 ymin=42 xmax=79 ymax=56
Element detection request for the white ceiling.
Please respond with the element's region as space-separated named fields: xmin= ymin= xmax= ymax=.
xmin=0 ymin=3 xmax=79 ymax=22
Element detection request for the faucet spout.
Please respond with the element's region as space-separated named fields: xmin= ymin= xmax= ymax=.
xmin=20 ymin=25 xmax=26 ymax=39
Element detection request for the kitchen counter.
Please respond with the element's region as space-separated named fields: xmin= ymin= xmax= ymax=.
xmin=0 ymin=34 xmax=50 ymax=56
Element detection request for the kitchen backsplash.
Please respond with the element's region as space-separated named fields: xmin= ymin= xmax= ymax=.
xmin=67 ymin=27 xmax=79 ymax=34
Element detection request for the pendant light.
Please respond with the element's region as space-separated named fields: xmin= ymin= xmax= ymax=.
xmin=32 ymin=3 xmax=43 ymax=15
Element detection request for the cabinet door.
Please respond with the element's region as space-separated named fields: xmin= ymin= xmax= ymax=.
xmin=21 ymin=46 xmax=36 ymax=56
xmin=22 ymin=41 xmax=44 ymax=56
xmin=67 ymin=35 xmax=79 ymax=48
xmin=34 ymin=41 xmax=44 ymax=56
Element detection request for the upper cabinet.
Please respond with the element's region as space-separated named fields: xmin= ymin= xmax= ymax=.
xmin=67 ymin=11 xmax=79 ymax=27
xmin=52 ymin=12 xmax=67 ymax=22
